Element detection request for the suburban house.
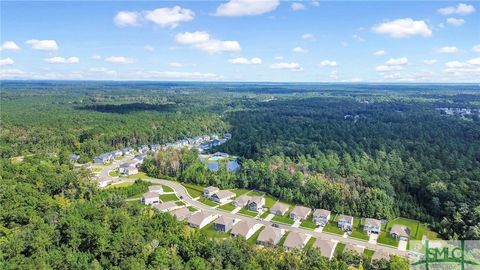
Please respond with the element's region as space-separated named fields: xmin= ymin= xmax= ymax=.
xmin=313 ymin=238 xmax=336 ymax=260
xmin=213 ymin=216 xmax=235 ymax=232
xmin=230 ymin=220 xmax=262 ymax=239
xmin=119 ymin=162 xmax=138 ymax=175
xmin=138 ymin=145 xmax=150 ymax=154
xmin=97 ymin=179 xmax=111 ymax=188
xmin=390 ymin=225 xmax=410 ymax=240
xmin=270 ymin=202 xmax=289 ymax=216
xmin=188 ymin=211 xmax=217 ymax=229
xmin=112 ymin=150 xmax=123 ymax=157
xmin=203 ymin=186 xmax=220 ymax=198
xmin=210 ymin=190 xmax=236 ymax=203
xmin=364 ymin=218 xmax=382 ymax=234
xmin=256 ymin=227 xmax=285 ymax=247
xmin=170 ymin=207 xmax=192 ymax=221
xmin=283 ymin=232 xmax=309 ymax=250
xmin=212 ymin=152 xmax=229 ymax=158
xmin=69 ymin=154 xmax=80 ymax=162
xmin=337 ymin=214 xmax=354 ymax=231
xmin=121 ymin=147 xmax=134 ymax=155
xmin=345 ymin=244 xmax=364 ymax=255
xmin=148 ymin=185 xmax=164 ymax=194
xmin=94 ymin=153 xmax=113 ymax=164
xmin=142 ymin=192 xmax=159 ymax=205
xmin=248 ymin=196 xmax=265 ymax=212
xmin=233 ymin=195 xmax=251 ymax=207
xmin=153 ymin=201 xmax=181 ymax=213
xmin=312 ymin=209 xmax=331 ymax=226
xmin=133 ymin=154 xmax=147 ymax=165
xmin=224 ymin=133 xmax=232 ymax=140
xmin=150 ymin=144 xmax=161 ymax=152
xmin=289 ymin=205 xmax=312 ymax=221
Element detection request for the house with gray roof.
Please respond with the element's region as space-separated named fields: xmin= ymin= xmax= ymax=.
xmin=188 ymin=211 xmax=217 ymax=229
xmin=230 ymin=220 xmax=262 ymax=239
xmin=283 ymin=232 xmax=309 ymax=250
xmin=289 ymin=205 xmax=311 ymax=221
xmin=213 ymin=216 xmax=235 ymax=232
xmin=312 ymin=209 xmax=331 ymax=226
xmin=364 ymin=218 xmax=382 ymax=234
xmin=270 ymin=202 xmax=289 ymax=216
xmin=313 ymin=238 xmax=336 ymax=260
xmin=248 ymin=196 xmax=265 ymax=212
xmin=256 ymin=227 xmax=285 ymax=247
xmin=337 ymin=214 xmax=354 ymax=231
xmin=390 ymin=225 xmax=410 ymax=240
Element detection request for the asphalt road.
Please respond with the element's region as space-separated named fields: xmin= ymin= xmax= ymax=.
xmin=98 ymin=156 xmax=409 ymax=258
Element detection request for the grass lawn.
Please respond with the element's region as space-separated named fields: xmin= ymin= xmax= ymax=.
xmin=161 ymin=185 xmax=174 ymax=193
xmin=323 ymin=222 xmax=344 ymax=235
xmin=107 ymin=182 xmax=133 ymax=188
xmin=218 ymin=203 xmax=236 ymax=212
xmin=350 ymin=228 xmax=369 ymax=241
xmin=278 ymin=232 xmax=290 ymax=246
xmin=238 ymin=208 xmax=258 ymax=217
xmin=264 ymin=195 xmax=277 ymax=208
xmin=175 ymin=201 xmax=186 ymax=206
xmin=201 ymin=223 xmax=230 ymax=239
xmin=377 ymin=231 xmax=399 ymax=247
xmin=334 ymin=243 xmax=346 ymax=256
xmin=159 ymin=193 xmax=179 ymax=202
xmin=247 ymin=190 xmax=264 ymax=196
xmin=260 ymin=211 xmax=270 ymax=219
xmin=425 ymin=228 xmax=440 ymax=240
xmin=364 ymin=249 xmax=375 ymax=259
xmin=187 ymin=206 xmax=197 ymax=212
xmin=271 ymin=214 xmax=294 ymax=225
xmin=386 ymin=217 xmax=424 ymax=240
xmin=229 ymin=188 xmax=250 ymax=197
xmin=198 ymin=197 xmax=219 ymax=207
xmin=182 ymin=183 xmax=204 ymax=198
xmin=247 ymin=226 xmax=265 ymax=244
xmin=305 ymin=237 xmax=316 ymax=249
xmin=300 ymin=216 xmax=317 ymax=230
xmin=108 ymin=170 xmax=119 ymax=177
xmin=126 ymin=172 xmax=150 ymax=179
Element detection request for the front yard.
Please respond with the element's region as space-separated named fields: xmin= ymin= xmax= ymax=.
xmin=182 ymin=183 xmax=204 ymax=198
xmin=323 ymin=222 xmax=344 ymax=235
xmin=377 ymin=231 xmax=399 ymax=247
xmin=218 ymin=203 xmax=236 ymax=212
xmin=198 ymin=197 xmax=219 ymax=207
xmin=238 ymin=208 xmax=258 ymax=217
xmin=159 ymin=193 xmax=179 ymax=202
xmin=299 ymin=216 xmax=317 ymax=230
xmin=271 ymin=214 xmax=294 ymax=225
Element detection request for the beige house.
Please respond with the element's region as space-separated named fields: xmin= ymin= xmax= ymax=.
xmin=313 ymin=238 xmax=336 ymax=260
xmin=248 ymin=196 xmax=265 ymax=212
xmin=283 ymin=232 xmax=309 ymax=250
xmin=338 ymin=214 xmax=354 ymax=230
xmin=203 ymin=186 xmax=220 ymax=197
xmin=210 ymin=190 xmax=236 ymax=203
xmin=230 ymin=220 xmax=262 ymax=239
xmin=233 ymin=195 xmax=251 ymax=207
xmin=213 ymin=216 xmax=235 ymax=232
xmin=153 ymin=201 xmax=181 ymax=213
xmin=170 ymin=207 xmax=192 ymax=221
xmin=289 ymin=205 xmax=312 ymax=221
xmin=270 ymin=202 xmax=289 ymax=216
xmin=148 ymin=185 xmax=164 ymax=194
xmin=188 ymin=211 xmax=217 ymax=229
xmin=364 ymin=218 xmax=382 ymax=234
xmin=312 ymin=209 xmax=331 ymax=226
xmin=256 ymin=227 xmax=285 ymax=247
xmin=142 ymin=191 xmax=159 ymax=205
xmin=390 ymin=225 xmax=410 ymax=240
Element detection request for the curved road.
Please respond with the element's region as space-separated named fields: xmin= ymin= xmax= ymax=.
xmin=98 ymin=158 xmax=409 ymax=258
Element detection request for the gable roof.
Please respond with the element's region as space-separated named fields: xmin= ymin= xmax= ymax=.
xmin=231 ymin=220 xmax=257 ymax=236
xmin=283 ymin=232 xmax=308 ymax=249
xmin=205 ymin=186 xmax=219 ymax=193
xmin=249 ymin=196 xmax=265 ymax=205
xmin=270 ymin=202 xmax=289 ymax=213
xmin=338 ymin=214 xmax=354 ymax=223
xmin=313 ymin=209 xmax=331 ymax=218
xmin=143 ymin=191 xmax=158 ymax=199
xmin=313 ymin=238 xmax=336 ymax=258
xmin=214 ymin=215 xmax=234 ymax=226
xmin=234 ymin=195 xmax=251 ymax=205
xmin=213 ymin=190 xmax=236 ymax=200
xmin=290 ymin=205 xmax=312 ymax=217
xmin=257 ymin=227 xmax=283 ymax=243
xmin=170 ymin=207 xmax=191 ymax=220
xmin=390 ymin=225 xmax=410 ymax=238
xmin=148 ymin=185 xmax=163 ymax=192
xmin=188 ymin=211 xmax=212 ymax=226
xmin=153 ymin=201 xmax=177 ymax=212
xmin=364 ymin=218 xmax=382 ymax=228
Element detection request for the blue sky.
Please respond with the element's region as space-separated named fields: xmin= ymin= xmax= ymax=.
xmin=1 ymin=0 xmax=479 ymax=82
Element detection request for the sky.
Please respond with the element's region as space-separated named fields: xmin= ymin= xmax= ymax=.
xmin=1 ymin=0 xmax=479 ymax=82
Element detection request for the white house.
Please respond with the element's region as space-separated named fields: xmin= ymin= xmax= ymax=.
xmin=210 ymin=190 xmax=235 ymax=203
xmin=142 ymin=192 xmax=159 ymax=205
xmin=188 ymin=211 xmax=217 ymax=229
xmin=148 ymin=185 xmax=164 ymax=194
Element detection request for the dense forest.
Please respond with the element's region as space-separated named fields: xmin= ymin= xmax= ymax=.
xmin=1 ymin=81 xmax=480 ymax=267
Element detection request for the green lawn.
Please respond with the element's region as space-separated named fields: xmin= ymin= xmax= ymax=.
xmin=159 ymin=193 xmax=179 ymax=202
xmin=264 ymin=195 xmax=277 ymax=208
xmin=271 ymin=214 xmax=294 ymax=225
xmin=247 ymin=190 xmax=264 ymax=196
xmin=260 ymin=211 xmax=270 ymax=219
xmin=305 ymin=237 xmax=316 ymax=249
xmin=182 ymin=183 xmax=204 ymax=198
xmin=108 ymin=170 xmax=119 ymax=177
xmin=323 ymin=222 xmax=344 ymax=235
xmin=278 ymin=232 xmax=290 ymax=246
xmin=238 ymin=208 xmax=258 ymax=217
xmin=334 ymin=243 xmax=346 ymax=256
xmin=300 ymin=216 xmax=317 ymax=230
xmin=377 ymin=231 xmax=399 ymax=247
xmin=229 ymin=188 xmax=250 ymax=197
xmin=364 ymin=249 xmax=375 ymax=259
xmin=187 ymin=206 xmax=197 ymax=212
xmin=218 ymin=203 xmax=236 ymax=212
xmin=350 ymin=228 xmax=369 ymax=240
xmin=386 ymin=217 xmax=424 ymax=240
xmin=175 ymin=201 xmax=186 ymax=206
xmin=106 ymin=182 xmax=133 ymax=188
xmin=201 ymin=223 xmax=230 ymax=239
xmin=161 ymin=185 xmax=174 ymax=193
xmin=198 ymin=197 xmax=219 ymax=207
xmin=126 ymin=172 xmax=151 ymax=179
xmin=247 ymin=226 xmax=265 ymax=244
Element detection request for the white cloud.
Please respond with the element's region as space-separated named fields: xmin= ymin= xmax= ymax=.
xmin=92 ymin=55 xmax=102 ymax=60
xmin=105 ymin=56 xmax=135 ymax=64
xmin=385 ymin=57 xmax=408 ymax=65
xmin=0 ymin=57 xmax=14 ymax=66
xmin=175 ymin=31 xmax=241 ymax=54
xmin=301 ymin=33 xmax=315 ymax=41
xmin=375 ymin=65 xmax=404 ymax=72
xmin=25 ymin=39 xmax=58 ymax=51
xmin=438 ymin=3 xmax=475 ymax=16
xmin=114 ymin=11 xmax=140 ymax=27
xmin=136 ymin=70 xmax=222 ymax=81
xmin=437 ymin=46 xmax=459 ymax=53
xmin=44 ymin=56 xmax=80 ymax=64
xmin=467 ymin=57 xmax=480 ymax=65
xmin=372 ymin=18 xmax=432 ymax=38
xmin=274 ymin=56 xmax=284 ymax=61
xmin=423 ymin=59 xmax=437 ymax=65
xmin=214 ymin=0 xmax=279 ymax=16
xmin=472 ymin=44 xmax=480 ymax=52
xmin=291 ymin=2 xmax=306 ymax=11
xmin=168 ymin=62 xmax=196 ymax=68
xmin=144 ymin=45 xmax=155 ymax=52
xmin=352 ymin=34 xmax=365 ymax=42
xmin=318 ymin=60 xmax=338 ymax=67
xmin=228 ymin=57 xmax=262 ymax=64
xmin=144 ymin=6 xmax=194 ymax=28
xmin=446 ymin=17 xmax=465 ymax=26
xmin=293 ymin=46 xmax=308 ymax=53
xmin=0 ymin=41 xmax=20 ymax=51
xmin=311 ymin=0 xmax=319 ymax=7
xmin=269 ymin=62 xmax=303 ymax=71
xmin=374 ymin=50 xmax=387 ymax=56
xmin=175 ymin=31 xmax=210 ymax=44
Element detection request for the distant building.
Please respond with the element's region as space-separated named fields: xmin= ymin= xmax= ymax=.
xmin=345 ymin=244 xmax=364 ymax=255
xmin=69 ymin=154 xmax=80 ymax=162
xmin=210 ymin=190 xmax=235 ymax=203
xmin=154 ymin=201 xmax=181 ymax=213
xmin=142 ymin=192 xmax=159 ymax=205
xmin=119 ymin=162 xmax=138 ymax=175
xmin=122 ymin=147 xmax=134 ymax=155
xmin=138 ymin=145 xmax=150 ymax=154
xmin=312 ymin=209 xmax=331 ymax=226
